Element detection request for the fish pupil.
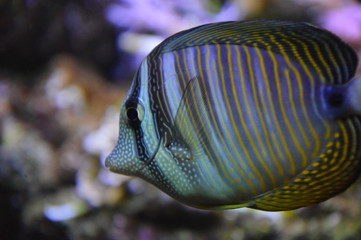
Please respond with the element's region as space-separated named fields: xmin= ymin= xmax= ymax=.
xmin=126 ymin=107 xmax=139 ymax=122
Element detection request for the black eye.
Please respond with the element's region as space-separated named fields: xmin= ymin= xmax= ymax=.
xmin=126 ymin=107 xmax=139 ymax=122
xmin=124 ymin=99 xmax=145 ymax=125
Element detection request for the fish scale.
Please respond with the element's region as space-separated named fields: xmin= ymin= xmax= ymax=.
xmin=106 ymin=20 xmax=361 ymax=211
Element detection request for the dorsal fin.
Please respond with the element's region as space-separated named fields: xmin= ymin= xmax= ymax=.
xmin=154 ymin=20 xmax=358 ymax=84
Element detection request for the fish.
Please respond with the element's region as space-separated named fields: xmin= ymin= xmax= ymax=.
xmin=105 ymin=20 xmax=361 ymax=211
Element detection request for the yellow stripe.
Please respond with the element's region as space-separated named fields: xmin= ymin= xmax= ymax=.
xmin=221 ymin=44 xmax=262 ymax=189
xmin=290 ymin=37 xmax=326 ymax=83
xmin=326 ymin=42 xmax=351 ymax=84
xmin=156 ymin=57 xmax=172 ymax=123
xmin=291 ymin=33 xmax=333 ymax=82
xmin=248 ymin=46 xmax=285 ymax=178
xmin=323 ymin=43 xmax=342 ymax=84
xmin=268 ymin=48 xmax=310 ymax=149
xmin=173 ymin=49 xmax=218 ymax=190
xmin=281 ymin=36 xmax=332 ymax=145
xmin=240 ymin=45 xmax=279 ymax=190
xmin=348 ymin=118 xmax=358 ymax=157
xmin=194 ymin=47 xmax=244 ymax=192
xmin=204 ymin=45 xmax=257 ymax=192
xmin=270 ymin=133 xmax=286 ymax=164
xmin=163 ymin=53 xmax=181 ymax=117
xmin=287 ymin=36 xmax=333 ymax=138
xmin=339 ymin=119 xmax=357 ymax=170
xmin=182 ymin=47 xmax=234 ymax=193
xmin=219 ymin=45 xmax=252 ymax=174
xmin=338 ymin=122 xmax=350 ymax=169
xmin=255 ymin=45 xmax=294 ymax=176
xmin=283 ymin=67 xmax=311 ymax=147
xmin=308 ymin=121 xmax=353 ymax=188
xmin=254 ymin=46 xmax=293 ymax=175
xmin=168 ymin=50 xmax=222 ymax=191
xmin=252 ymin=36 xmax=308 ymax=173
xmin=187 ymin=48 xmax=235 ymax=193
xmin=310 ymin=41 xmax=333 ymax=81
xmin=173 ymin=50 xmax=187 ymax=89
xmin=267 ymin=52 xmax=306 ymax=171
xmin=272 ymin=36 xmax=322 ymax=160
xmin=244 ymin=46 xmax=279 ymax=175
xmin=225 ymin=45 xmax=263 ymax=192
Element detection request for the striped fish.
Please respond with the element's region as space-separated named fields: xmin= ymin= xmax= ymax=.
xmin=106 ymin=20 xmax=361 ymax=211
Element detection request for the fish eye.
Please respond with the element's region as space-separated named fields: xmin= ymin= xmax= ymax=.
xmin=126 ymin=107 xmax=139 ymax=122
xmin=124 ymin=99 xmax=145 ymax=124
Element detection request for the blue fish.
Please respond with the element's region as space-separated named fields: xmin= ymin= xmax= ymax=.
xmin=106 ymin=20 xmax=361 ymax=211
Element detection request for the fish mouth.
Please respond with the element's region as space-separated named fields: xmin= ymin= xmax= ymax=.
xmin=104 ymin=136 xmax=163 ymax=173
xmin=104 ymin=150 xmax=138 ymax=175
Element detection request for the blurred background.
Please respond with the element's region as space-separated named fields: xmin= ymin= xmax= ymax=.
xmin=1 ymin=0 xmax=361 ymax=239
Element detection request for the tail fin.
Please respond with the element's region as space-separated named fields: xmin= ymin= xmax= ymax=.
xmin=346 ymin=75 xmax=361 ymax=115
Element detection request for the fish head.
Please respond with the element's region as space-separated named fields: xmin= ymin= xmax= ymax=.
xmin=105 ymin=60 xmax=160 ymax=178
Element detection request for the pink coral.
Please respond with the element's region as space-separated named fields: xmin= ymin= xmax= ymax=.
xmin=319 ymin=3 xmax=361 ymax=47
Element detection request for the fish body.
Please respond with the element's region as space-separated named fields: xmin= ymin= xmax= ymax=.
xmin=106 ymin=21 xmax=361 ymax=211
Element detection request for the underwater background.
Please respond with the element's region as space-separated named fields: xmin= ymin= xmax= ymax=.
xmin=1 ymin=0 xmax=361 ymax=239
